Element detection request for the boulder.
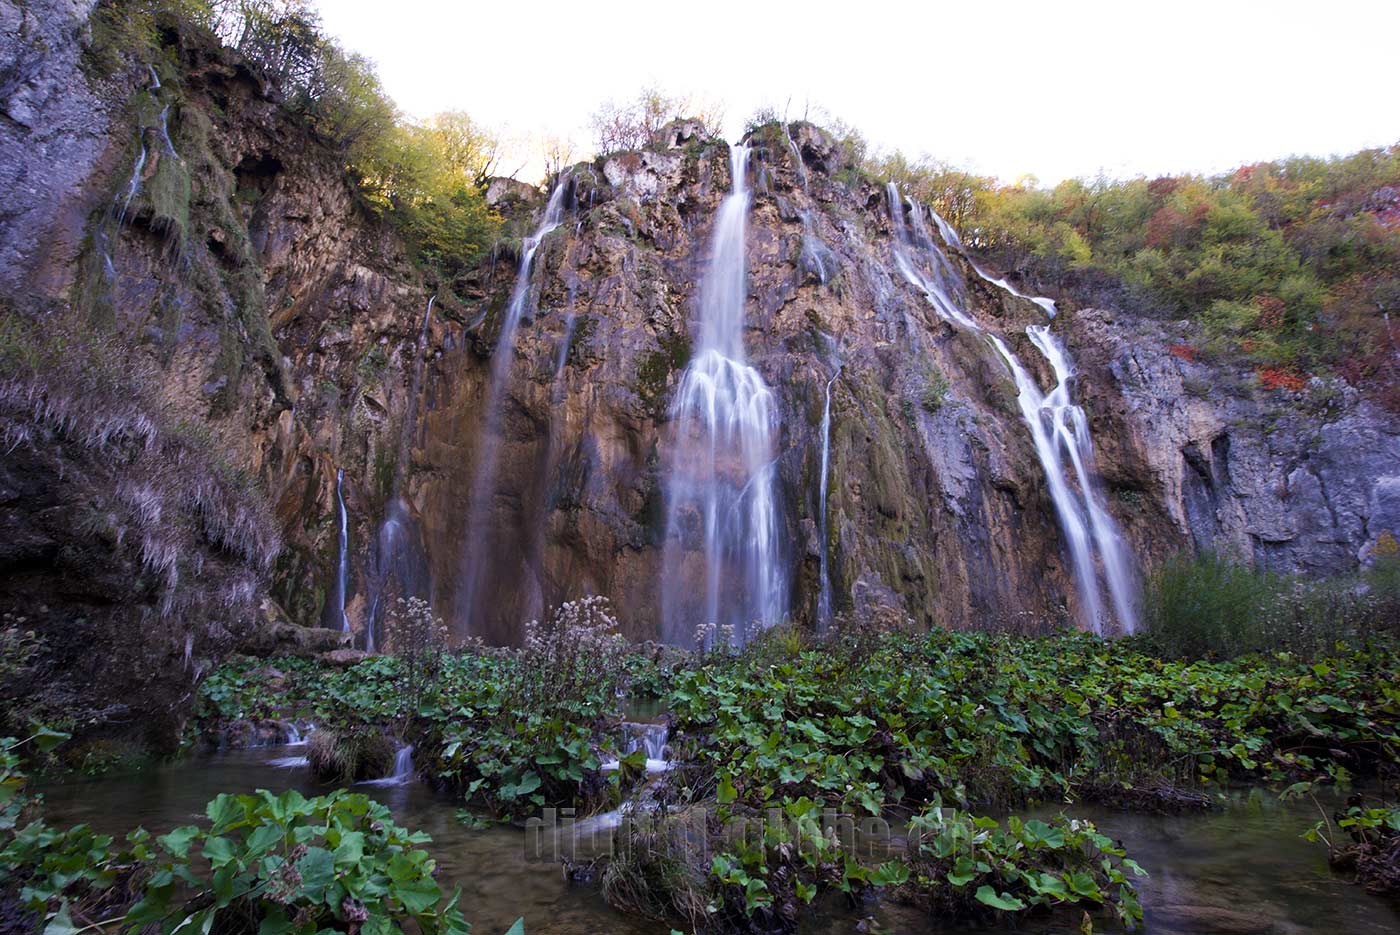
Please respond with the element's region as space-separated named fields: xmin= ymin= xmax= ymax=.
xmin=320 ymin=647 xmax=367 ymax=668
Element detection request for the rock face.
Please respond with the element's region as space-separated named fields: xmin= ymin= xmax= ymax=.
xmin=0 ymin=0 xmax=428 ymax=747
xmin=1070 ymin=309 xmax=1400 ymax=577
xmin=2 ymin=0 xmax=1397 ymax=708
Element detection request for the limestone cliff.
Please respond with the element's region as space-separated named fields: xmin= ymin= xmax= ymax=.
xmin=2 ymin=1 xmax=1397 ymax=750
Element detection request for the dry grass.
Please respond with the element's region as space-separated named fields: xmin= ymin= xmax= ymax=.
xmin=0 ymin=314 xmax=281 ymax=621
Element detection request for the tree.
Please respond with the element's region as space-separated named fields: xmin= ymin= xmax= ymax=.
xmin=588 ymin=85 xmax=721 ymax=156
xmin=427 ymin=111 xmax=500 ymax=187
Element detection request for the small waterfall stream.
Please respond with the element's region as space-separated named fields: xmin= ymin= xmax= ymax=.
xmin=816 ymin=353 xmax=842 ymax=630
xmin=335 ymin=468 xmax=350 ymax=635
xmin=887 ymin=187 xmax=1138 ymax=634
xmin=363 ymin=744 xmax=415 ymax=786
xmin=367 ymin=296 xmax=437 ymax=649
xmin=459 ymin=179 xmax=572 ymax=634
xmin=660 ymin=145 xmax=786 ymax=647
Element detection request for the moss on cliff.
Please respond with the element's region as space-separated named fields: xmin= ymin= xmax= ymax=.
xmin=634 ymin=331 xmax=693 ymax=416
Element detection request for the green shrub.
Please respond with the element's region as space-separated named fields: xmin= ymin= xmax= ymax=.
xmin=898 ymin=804 xmax=1144 ymax=924
xmin=122 ymin=789 xmax=473 ymax=935
xmin=3 ymin=735 xmax=521 ymax=935
xmin=1142 ymin=551 xmax=1395 ymax=659
xmin=1142 ymin=551 xmax=1282 ymax=659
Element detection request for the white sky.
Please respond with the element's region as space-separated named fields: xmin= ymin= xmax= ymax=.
xmin=316 ymin=0 xmax=1397 ymax=186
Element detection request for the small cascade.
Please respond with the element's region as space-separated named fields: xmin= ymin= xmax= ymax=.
xmin=281 ymin=721 xmax=314 ymax=747
xmin=334 ymin=469 xmax=350 ymax=635
xmin=926 ymin=209 xmax=1057 ymax=317
xmin=799 ymin=214 xmax=833 ymax=285
xmin=115 ymin=66 xmax=167 ymax=225
xmin=887 ymin=187 xmax=1137 ymax=634
xmin=816 ymin=351 xmax=842 ymax=630
xmin=363 ymin=744 xmax=415 ymax=786
xmin=601 ymin=722 xmax=671 ymax=775
xmin=887 ymin=183 xmax=977 ymax=330
xmin=268 ymin=755 xmax=309 ymax=769
xmin=367 ymin=296 xmax=436 ymax=648
xmin=155 ymin=104 xmax=180 ymax=161
xmin=661 ymin=145 xmax=786 ymax=647
xmin=118 ymin=144 xmax=147 ymax=222
xmin=783 ymin=123 xmax=833 ymax=285
xmin=553 ymin=311 xmax=577 ymax=379
xmin=459 ymin=178 xmax=572 ymax=634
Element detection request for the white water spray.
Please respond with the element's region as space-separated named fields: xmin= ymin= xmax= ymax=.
xmin=661 ymin=145 xmax=786 ymax=646
xmin=459 ymin=179 xmax=571 ymax=633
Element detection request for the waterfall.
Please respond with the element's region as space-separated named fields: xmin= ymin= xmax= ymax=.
xmin=601 ymin=722 xmax=671 ymax=775
xmin=816 ymin=355 xmax=842 ymax=630
xmin=367 ymin=296 xmax=437 ymax=648
xmin=553 ymin=311 xmax=577 ymax=379
xmin=459 ymin=179 xmax=572 ymax=633
xmin=925 ymin=209 xmax=1057 ymax=317
xmin=335 ymin=468 xmax=350 ymax=635
xmin=363 ymin=744 xmax=415 ymax=786
xmin=661 ymin=145 xmax=786 ymax=647
xmin=1023 ymin=327 xmax=1138 ymax=632
xmin=886 ymin=187 xmax=1137 ymax=634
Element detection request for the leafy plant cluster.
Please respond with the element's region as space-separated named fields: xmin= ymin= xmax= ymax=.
xmin=196 ymin=600 xmax=649 ymax=815
xmin=4 ymin=732 xmax=527 ymax=935
xmin=1322 ymin=803 xmax=1400 ymax=895
xmin=897 ymin=805 xmax=1145 ymax=925
xmin=669 ymin=629 xmax=1400 ymax=821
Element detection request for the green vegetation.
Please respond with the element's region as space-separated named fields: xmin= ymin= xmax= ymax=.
xmin=634 ymin=331 xmax=693 ymax=415
xmin=1143 ymin=549 xmax=1400 ymax=660
xmin=1 ymin=734 xmax=520 ymax=935
xmin=186 ymin=605 xmax=1400 ymax=931
xmin=92 ymin=0 xmax=502 ymax=282
xmin=1313 ymin=802 xmax=1400 ymax=895
xmin=860 ymin=142 xmax=1400 ymax=410
xmin=919 ymin=365 xmax=950 ymax=412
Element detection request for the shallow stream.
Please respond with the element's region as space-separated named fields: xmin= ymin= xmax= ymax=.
xmin=38 ymin=748 xmax=1399 ymax=934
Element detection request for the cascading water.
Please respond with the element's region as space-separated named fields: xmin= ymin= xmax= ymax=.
xmin=459 ymin=179 xmax=571 ymax=633
xmin=335 ymin=468 xmax=350 ymax=635
xmin=601 ymin=722 xmax=671 ymax=775
xmin=363 ymin=744 xmax=414 ymax=786
xmin=661 ymin=145 xmax=786 ymax=647
xmin=553 ymin=312 xmax=577 ymax=379
xmin=1023 ymin=326 xmax=1138 ymax=631
xmin=782 ymin=123 xmax=833 ymax=285
xmin=926 ymin=209 xmax=1057 ymax=317
xmin=367 ymin=296 xmax=437 ymax=648
xmin=118 ymin=144 xmax=147 ymax=222
xmin=816 ymin=353 xmax=842 ymax=630
xmin=886 ymin=187 xmax=1137 ymax=634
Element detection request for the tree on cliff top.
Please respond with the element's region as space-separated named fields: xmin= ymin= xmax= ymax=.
xmin=589 ymin=85 xmax=724 ymax=156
